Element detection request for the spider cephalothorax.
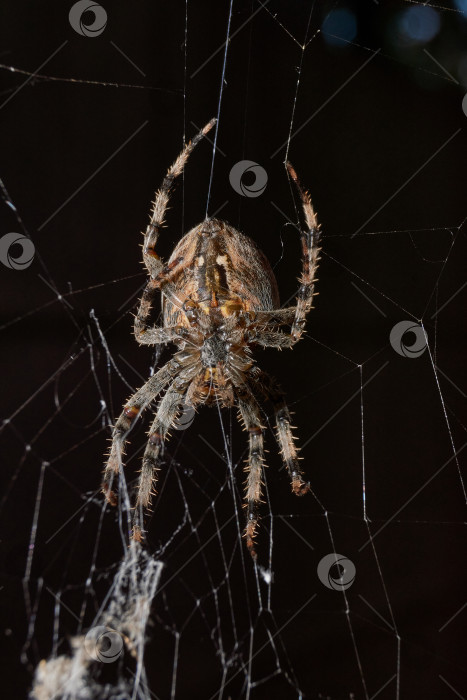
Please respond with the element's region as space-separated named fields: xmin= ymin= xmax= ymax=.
xmin=102 ymin=119 xmax=321 ymax=559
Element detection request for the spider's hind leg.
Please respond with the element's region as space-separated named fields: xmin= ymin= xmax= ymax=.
xmin=237 ymin=388 xmax=267 ymax=561
xmin=102 ymin=362 xmax=174 ymax=507
xmin=132 ymin=386 xmax=186 ymax=541
xmin=253 ymin=370 xmax=310 ymax=497
xmin=102 ymin=405 xmax=140 ymax=507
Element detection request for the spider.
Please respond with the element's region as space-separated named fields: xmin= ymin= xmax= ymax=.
xmin=102 ymin=118 xmax=321 ymax=560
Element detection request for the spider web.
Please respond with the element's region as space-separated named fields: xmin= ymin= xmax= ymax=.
xmin=1 ymin=1 xmax=466 ymax=698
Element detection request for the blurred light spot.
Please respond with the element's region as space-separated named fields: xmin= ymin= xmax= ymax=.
xmin=397 ymin=7 xmax=441 ymax=45
xmin=322 ymin=9 xmax=357 ymax=46
xmin=453 ymin=0 xmax=467 ymax=12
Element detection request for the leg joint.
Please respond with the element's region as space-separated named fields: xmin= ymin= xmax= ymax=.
xmin=149 ymin=432 xmax=163 ymax=445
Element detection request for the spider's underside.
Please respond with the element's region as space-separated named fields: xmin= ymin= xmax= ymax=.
xmin=102 ymin=118 xmax=321 ymax=560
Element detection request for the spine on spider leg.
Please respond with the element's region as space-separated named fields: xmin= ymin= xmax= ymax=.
xmin=131 ymin=386 xmax=187 ymax=542
xmin=244 ymin=507 xmax=259 ymax=561
xmin=161 ymin=117 xmax=217 ymax=193
xmin=102 ymin=404 xmax=141 ymax=505
xmin=133 ymin=280 xmax=157 ymax=342
xmin=286 ymin=162 xmax=319 ymax=226
xmin=276 ymin=404 xmax=310 ymax=497
xmin=243 ymin=426 xmax=266 ymax=561
xmin=152 ymin=118 xmax=217 ymax=217
xmin=252 ymin=371 xmax=310 ymax=498
xmin=143 ymin=118 xmax=217 ymax=269
xmin=286 ymin=161 xmax=322 ymax=343
xmin=137 ymin=431 xmax=164 ymax=510
xmin=102 ymin=364 xmax=174 ymax=507
xmin=129 ymin=429 xmax=164 ymax=544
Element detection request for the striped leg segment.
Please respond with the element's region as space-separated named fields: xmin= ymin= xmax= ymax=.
xmin=133 ymin=120 xmax=217 ymax=345
xmin=102 ymin=363 xmax=174 ymax=506
xmin=253 ymin=371 xmax=310 ymax=497
xmin=286 ymin=162 xmax=321 ymax=345
xmin=142 ymin=119 xmax=217 ymax=278
xmin=238 ymin=391 xmax=266 ymax=561
xmin=132 ymin=388 xmax=185 ymax=541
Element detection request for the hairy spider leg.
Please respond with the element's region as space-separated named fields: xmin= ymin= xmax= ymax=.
xmin=132 ymin=386 xmax=187 ymax=541
xmin=143 ymin=118 xmax=217 ymax=277
xmin=286 ymin=161 xmax=321 ymax=344
xmin=253 ymin=370 xmax=309 ymax=496
xmin=237 ymin=387 xmax=267 ymax=560
xmin=134 ymin=119 xmax=217 ymax=346
xmin=102 ymin=361 xmax=175 ymax=505
xmin=246 ymin=164 xmax=321 ymax=352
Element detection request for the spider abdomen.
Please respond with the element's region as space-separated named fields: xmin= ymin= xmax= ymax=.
xmin=163 ymin=218 xmax=279 ymax=327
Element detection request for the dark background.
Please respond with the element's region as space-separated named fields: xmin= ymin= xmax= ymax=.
xmin=0 ymin=1 xmax=466 ymax=698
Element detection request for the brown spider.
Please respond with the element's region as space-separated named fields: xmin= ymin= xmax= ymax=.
xmin=102 ymin=118 xmax=321 ymax=560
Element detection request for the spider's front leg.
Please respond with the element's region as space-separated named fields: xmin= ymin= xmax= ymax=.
xmin=237 ymin=388 xmax=266 ymax=561
xmin=286 ymin=161 xmax=321 ymax=345
xmin=142 ymin=118 xmax=216 ymax=279
xmin=250 ymin=165 xmax=321 ymax=352
xmin=134 ymin=119 xmax=216 ymax=343
xmin=134 ymin=282 xmax=189 ymax=346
